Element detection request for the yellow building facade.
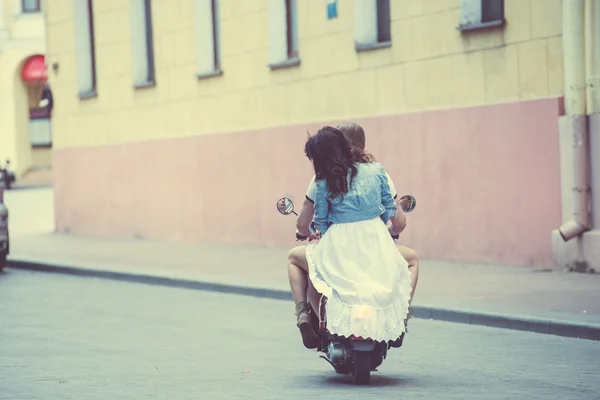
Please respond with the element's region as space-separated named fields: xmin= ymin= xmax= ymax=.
xmin=48 ymin=0 xmax=563 ymax=148
xmin=46 ymin=0 xmax=582 ymax=267
xmin=0 ymin=0 xmax=52 ymax=179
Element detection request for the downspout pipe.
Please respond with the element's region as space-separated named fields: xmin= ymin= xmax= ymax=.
xmin=558 ymin=0 xmax=591 ymax=241
xmin=586 ymin=0 xmax=600 ymax=232
xmin=585 ymin=0 xmax=600 ymax=114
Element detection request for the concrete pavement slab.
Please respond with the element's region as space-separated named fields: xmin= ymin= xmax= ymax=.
xmin=2 ymin=270 xmax=599 ymax=399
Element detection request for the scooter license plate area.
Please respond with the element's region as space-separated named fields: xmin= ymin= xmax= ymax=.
xmin=349 ymin=340 xmax=375 ymax=352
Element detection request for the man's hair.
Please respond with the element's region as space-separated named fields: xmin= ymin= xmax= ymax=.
xmin=336 ymin=122 xmax=366 ymax=149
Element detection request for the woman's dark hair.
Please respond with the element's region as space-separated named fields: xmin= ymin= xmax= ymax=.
xmin=304 ymin=126 xmax=373 ymax=199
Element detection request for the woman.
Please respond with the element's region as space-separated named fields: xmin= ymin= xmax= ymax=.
xmin=293 ymin=126 xmax=412 ymax=349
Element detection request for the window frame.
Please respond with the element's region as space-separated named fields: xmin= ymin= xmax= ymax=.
xmin=210 ymin=0 xmax=220 ymax=71
xmin=28 ymin=85 xmax=53 ymax=148
xmin=75 ymin=0 xmax=97 ymax=99
xmin=355 ymin=0 xmax=392 ymax=53
xmin=195 ymin=0 xmax=223 ymax=79
xmin=268 ymin=0 xmax=300 ymax=70
xmin=85 ymin=0 xmax=97 ymax=96
xmin=21 ymin=0 xmax=41 ymax=13
xmin=376 ymin=0 xmax=391 ymax=43
xmin=285 ymin=0 xmax=298 ymax=59
xmin=141 ymin=0 xmax=156 ymax=86
xmin=458 ymin=0 xmax=505 ymax=32
xmin=130 ymin=0 xmax=156 ymax=88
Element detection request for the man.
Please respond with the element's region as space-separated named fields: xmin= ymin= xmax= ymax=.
xmin=288 ymin=122 xmax=420 ymax=349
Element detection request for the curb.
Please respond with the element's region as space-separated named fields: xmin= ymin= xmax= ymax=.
xmin=6 ymin=259 xmax=600 ymax=342
xmin=6 ymin=184 xmax=52 ymax=191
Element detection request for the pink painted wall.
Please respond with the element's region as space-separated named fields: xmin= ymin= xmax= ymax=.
xmin=53 ymin=98 xmax=562 ymax=267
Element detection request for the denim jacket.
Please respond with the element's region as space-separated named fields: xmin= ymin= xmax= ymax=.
xmin=312 ymin=162 xmax=397 ymax=235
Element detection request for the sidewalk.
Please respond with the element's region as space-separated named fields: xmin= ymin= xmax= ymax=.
xmin=5 ymin=232 xmax=600 ymax=341
xmin=11 ymin=167 xmax=52 ymax=190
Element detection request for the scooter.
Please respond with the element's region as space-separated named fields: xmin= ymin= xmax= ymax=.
xmin=276 ymin=194 xmax=417 ymax=384
xmin=0 ymin=160 xmax=16 ymax=190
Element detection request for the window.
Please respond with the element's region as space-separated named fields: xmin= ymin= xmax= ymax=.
xmin=375 ymin=0 xmax=391 ymax=43
xmin=458 ymin=0 xmax=505 ymax=31
xmin=74 ymin=0 xmax=97 ymax=98
xmin=29 ymin=85 xmax=53 ymax=147
xmin=354 ymin=0 xmax=391 ymax=52
xmin=195 ymin=0 xmax=222 ymax=78
xmin=22 ymin=0 xmax=41 ymax=13
xmin=285 ymin=0 xmax=299 ymax=59
xmin=268 ymin=0 xmax=299 ymax=70
xmin=130 ymin=0 xmax=155 ymax=87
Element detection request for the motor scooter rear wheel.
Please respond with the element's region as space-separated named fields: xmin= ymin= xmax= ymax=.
xmin=352 ymin=351 xmax=372 ymax=385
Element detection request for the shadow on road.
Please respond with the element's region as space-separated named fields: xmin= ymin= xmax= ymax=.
xmin=318 ymin=373 xmax=418 ymax=387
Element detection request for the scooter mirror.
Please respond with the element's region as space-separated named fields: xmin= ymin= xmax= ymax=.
xmin=276 ymin=197 xmax=296 ymax=215
xmin=399 ymin=195 xmax=416 ymax=213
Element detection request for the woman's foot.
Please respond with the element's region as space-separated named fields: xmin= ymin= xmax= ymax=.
xmin=295 ymin=301 xmax=320 ymax=349
xmin=389 ymin=306 xmax=413 ymax=349
xmin=405 ymin=306 xmax=413 ymax=332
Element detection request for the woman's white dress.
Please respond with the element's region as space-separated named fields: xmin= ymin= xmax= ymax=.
xmin=306 ymin=217 xmax=412 ymax=342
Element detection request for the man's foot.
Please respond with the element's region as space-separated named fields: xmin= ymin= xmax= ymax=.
xmin=295 ymin=301 xmax=320 ymax=349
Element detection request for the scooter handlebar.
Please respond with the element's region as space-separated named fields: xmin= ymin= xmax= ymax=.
xmin=299 ymin=232 xmax=398 ymax=240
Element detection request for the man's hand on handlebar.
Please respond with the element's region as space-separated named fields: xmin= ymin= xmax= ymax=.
xmin=388 ymin=226 xmax=401 ymax=241
xmin=296 ymin=229 xmax=321 ymax=242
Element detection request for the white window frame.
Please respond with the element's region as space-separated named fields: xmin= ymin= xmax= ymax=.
xmin=354 ymin=0 xmax=391 ymax=52
xmin=29 ymin=118 xmax=52 ymax=147
xmin=19 ymin=0 xmax=41 ymax=14
xmin=195 ymin=0 xmax=222 ymax=79
xmin=268 ymin=0 xmax=299 ymax=70
xmin=458 ymin=0 xmax=505 ymax=31
xmin=130 ymin=0 xmax=156 ymax=88
xmin=73 ymin=0 xmax=97 ymax=98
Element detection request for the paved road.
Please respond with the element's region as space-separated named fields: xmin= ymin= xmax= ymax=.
xmin=1 ymin=270 xmax=598 ymax=400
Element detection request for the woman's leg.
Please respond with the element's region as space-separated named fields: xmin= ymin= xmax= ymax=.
xmin=288 ymin=246 xmax=320 ymax=349
xmin=397 ymin=245 xmax=419 ymax=305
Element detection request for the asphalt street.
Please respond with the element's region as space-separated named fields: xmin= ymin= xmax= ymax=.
xmin=0 ymin=270 xmax=598 ymax=400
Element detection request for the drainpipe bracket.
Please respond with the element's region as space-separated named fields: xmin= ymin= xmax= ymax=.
xmin=571 ymin=186 xmax=592 ymax=193
xmin=587 ymin=76 xmax=600 ymax=88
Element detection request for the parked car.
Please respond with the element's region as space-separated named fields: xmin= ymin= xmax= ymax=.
xmin=0 ymin=174 xmax=8 ymax=272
